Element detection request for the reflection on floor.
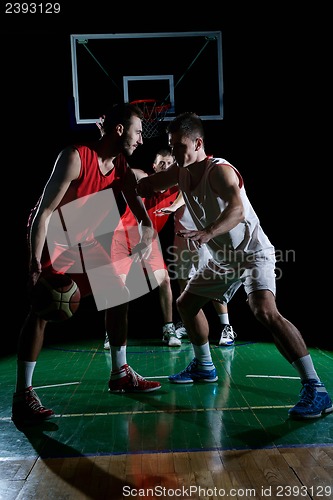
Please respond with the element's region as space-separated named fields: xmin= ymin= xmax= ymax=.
xmin=1 ymin=340 xmax=332 ymax=459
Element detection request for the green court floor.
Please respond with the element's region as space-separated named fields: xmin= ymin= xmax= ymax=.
xmin=1 ymin=340 xmax=332 ymax=459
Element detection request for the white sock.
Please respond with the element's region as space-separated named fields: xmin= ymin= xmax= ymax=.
xmin=193 ymin=342 xmax=214 ymax=367
xmin=16 ymin=360 xmax=36 ymax=392
xmin=218 ymin=313 xmax=229 ymax=325
xmin=292 ymin=355 xmax=320 ymax=383
xmin=110 ymin=345 xmax=127 ymax=372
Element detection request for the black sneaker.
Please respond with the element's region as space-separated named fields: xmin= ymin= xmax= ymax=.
xmin=12 ymin=386 xmax=55 ymax=425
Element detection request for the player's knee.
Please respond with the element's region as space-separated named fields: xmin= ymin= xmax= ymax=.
xmin=252 ymin=305 xmax=277 ymax=327
xmin=176 ymin=293 xmax=194 ymax=319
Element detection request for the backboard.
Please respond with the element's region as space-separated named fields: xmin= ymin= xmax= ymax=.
xmin=70 ymin=31 xmax=223 ymax=125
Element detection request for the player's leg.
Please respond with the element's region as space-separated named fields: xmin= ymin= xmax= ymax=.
xmin=143 ymin=239 xmax=180 ymax=347
xmin=169 ymin=290 xmax=218 ymax=383
xmin=106 ymin=276 xmax=161 ymax=393
xmin=12 ymin=251 xmax=79 ymax=425
xmin=172 ymin=237 xmax=194 ymax=339
xmin=154 ymin=268 xmax=181 ymax=347
xmin=245 ymin=257 xmax=333 ymax=419
xmin=104 ymin=229 xmax=131 ymax=350
xmin=12 ymin=312 xmax=54 ymax=425
xmin=213 ymin=301 xmax=237 ymax=346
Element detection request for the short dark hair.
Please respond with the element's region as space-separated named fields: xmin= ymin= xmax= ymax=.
xmin=166 ymin=112 xmax=205 ymax=141
xmin=155 ymin=147 xmax=173 ymax=158
xmin=102 ymin=103 xmax=144 ymax=134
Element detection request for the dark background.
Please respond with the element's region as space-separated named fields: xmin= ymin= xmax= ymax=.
xmin=2 ymin=4 xmax=330 ymax=353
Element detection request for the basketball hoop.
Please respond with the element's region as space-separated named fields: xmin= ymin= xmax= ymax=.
xmin=131 ymin=99 xmax=171 ymax=139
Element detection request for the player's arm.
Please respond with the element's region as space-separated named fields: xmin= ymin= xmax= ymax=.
xmin=131 ymin=168 xmax=148 ymax=182
xmin=122 ymin=167 xmax=154 ymax=259
xmin=206 ymin=163 xmax=244 ymax=237
xmin=137 ymin=162 xmax=179 ymax=198
xmin=29 ymin=147 xmax=81 ymax=281
xmin=178 ymin=164 xmax=244 ymax=245
xmin=154 ymin=190 xmax=185 ymax=216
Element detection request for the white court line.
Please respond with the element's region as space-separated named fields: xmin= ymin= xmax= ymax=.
xmin=0 ymin=404 xmax=294 ymax=423
xmin=35 ymin=376 xmax=301 ymax=383
xmin=34 ymin=375 xmax=300 ymax=389
xmin=34 ymin=382 xmax=81 ymax=389
xmin=246 ymin=375 xmax=300 ymax=379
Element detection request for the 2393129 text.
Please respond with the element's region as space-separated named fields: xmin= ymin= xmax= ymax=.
xmin=5 ymin=2 xmax=60 ymax=14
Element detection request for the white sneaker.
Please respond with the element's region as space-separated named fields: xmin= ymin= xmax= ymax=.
xmin=219 ymin=325 xmax=236 ymax=346
xmin=104 ymin=333 xmax=110 ymax=350
xmin=162 ymin=323 xmax=181 ymax=347
xmin=175 ymin=321 xmax=187 ymax=339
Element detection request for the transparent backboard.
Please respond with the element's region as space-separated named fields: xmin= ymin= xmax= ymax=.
xmin=70 ymin=31 xmax=223 ymax=125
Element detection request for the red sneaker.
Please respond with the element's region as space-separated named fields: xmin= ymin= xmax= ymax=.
xmin=12 ymin=386 xmax=55 ymax=425
xmin=108 ymin=364 xmax=161 ymax=393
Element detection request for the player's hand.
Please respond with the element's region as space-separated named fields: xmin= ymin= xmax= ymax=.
xmin=29 ymin=259 xmax=42 ymax=284
xmin=154 ymin=208 xmax=172 ymax=216
xmin=130 ymin=225 xmax=154 ymax=262
xmin=176 ymin=228 xmax=211 ymax=247
xmin=27 ymin=261 xmax=42 ymax=295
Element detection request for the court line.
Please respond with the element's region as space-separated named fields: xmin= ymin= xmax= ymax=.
xmin=146 ymin=375 xmax=301 ymax=380
xmin=66 ymin=403 xmax=290 ymax=419
xmin=246 ymin=375 xmax=300 ymax=379
xmin=54 ymin=405 xmax=293 ymax=418
xmin=34 ymin=382 xmax=81 ymax=389
xmin=33 ymin=376 xmax=301 ymax=385
xmin=0 ymin=404 xmax=293 ymax=422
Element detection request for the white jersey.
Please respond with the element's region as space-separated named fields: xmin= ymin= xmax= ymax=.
xmin=174 ymin=203 xmax=195 ymax=233
xmin=178 ymin=157 xmax=275 ymax=270
xmin=173 ymin=203 xmax=212 ymax=278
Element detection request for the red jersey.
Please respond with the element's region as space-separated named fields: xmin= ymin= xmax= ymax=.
xmin=28 ymin=145 xmax=129 ymax=241
xmin=111 ymin=185 xmax=179 ymax=275
xmin=28 ymin=145 xmax=131 ymax=295
xmin=60 ymin=145 xmax=128 ymax=206
xmin=119 ymin=186 xmax=179 ymax=234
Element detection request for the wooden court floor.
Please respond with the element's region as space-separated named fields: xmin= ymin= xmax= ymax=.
xmin=1 ymin=338 xmax=332 ymax=499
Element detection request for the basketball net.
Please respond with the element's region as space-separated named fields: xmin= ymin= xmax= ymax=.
xmin=131 ymin=99 xmax=171 ymax=139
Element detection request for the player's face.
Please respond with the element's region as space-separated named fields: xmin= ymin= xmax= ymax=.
xmin=168 ymin=133 xmax=197 ymax=168
xmin=121 ymin=116 xmax=143 ymax=156
xmin=152 ymin=154 xmax=174 ymax=173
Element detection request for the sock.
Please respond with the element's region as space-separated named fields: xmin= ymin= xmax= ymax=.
xmin=292 ymin=355 xmax=320 ymax=383
xmin=16 ymin=360 xmax=36 ymax=392
xmin=193 ymin=342 xmax=214 ymax=368
xmin=110 ymin=345 xmax=127 ymax=372
xmin=218 ymin=313 xmax=229 ymax=325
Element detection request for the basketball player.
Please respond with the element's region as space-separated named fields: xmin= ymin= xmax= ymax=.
xmin=155 ymin=191 xmax=238 ymax=345
xmin=137 ymin=111 xmax=333 ymax=419
xmin=13 ymin=103 xmax=161 ymax=426
xmin=105 ymin=147 xmax=181 ymax=348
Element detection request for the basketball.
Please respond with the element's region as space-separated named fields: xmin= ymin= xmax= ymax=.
xmin=31 ymin=274 xmax=81 ymax=322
